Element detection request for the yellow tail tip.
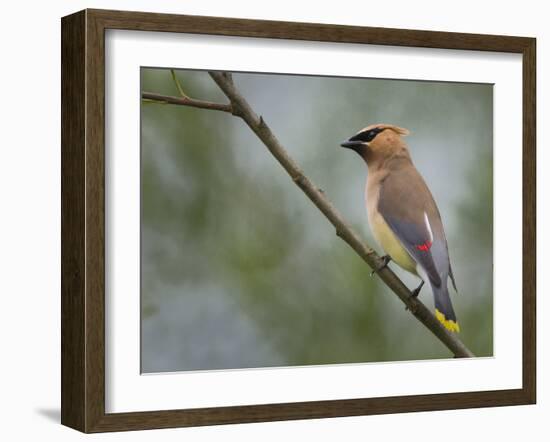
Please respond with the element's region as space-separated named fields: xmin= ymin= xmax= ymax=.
xmin=435 ymin=309 xmax=460 ymax=333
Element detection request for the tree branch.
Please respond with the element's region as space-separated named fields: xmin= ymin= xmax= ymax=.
xmin=141 ymin=92 xmax=233 ymax=113
xmin=140 ymin=72 xmax=475 ymax=358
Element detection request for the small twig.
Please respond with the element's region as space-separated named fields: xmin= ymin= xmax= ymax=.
xmin=142 ymin=98 xmax=168 ymax=105
xmin=141 ymin=72 xmax=475 ymax=358
xmin=141 ymin=92 xmax=232 ymax=113
xmin=170 ymin=69 xmax=188 ymax=98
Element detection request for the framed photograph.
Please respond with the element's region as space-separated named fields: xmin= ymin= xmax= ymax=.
xmin=61 ymin=9 xmax=536 ymax=433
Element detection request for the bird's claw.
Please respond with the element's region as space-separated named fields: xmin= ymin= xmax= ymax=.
xmin=411 ymin=280 xmax=425 ymax=298
xmin=370 ymin=255 xmax=392 ymax=277
xmin=405 ymin=280 xmax=425 ymax=311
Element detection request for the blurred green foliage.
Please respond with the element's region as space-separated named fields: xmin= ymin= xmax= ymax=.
xmin=140 ymin=68 xmax=493 ymax=372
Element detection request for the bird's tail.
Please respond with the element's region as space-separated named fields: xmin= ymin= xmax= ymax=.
xmin=432 ymin=282 xmax=460 ymax=332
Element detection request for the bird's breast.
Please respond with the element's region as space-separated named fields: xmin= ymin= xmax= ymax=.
xmin=366 ymin=176 xmax=418 ymax=275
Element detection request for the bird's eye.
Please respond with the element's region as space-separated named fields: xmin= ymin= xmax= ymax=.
xmin=351 ymin=128 xmax=383 ymax=143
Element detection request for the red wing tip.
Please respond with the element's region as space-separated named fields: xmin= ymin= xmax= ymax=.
xmin=415 ymin=240 xmax=432 ymax=252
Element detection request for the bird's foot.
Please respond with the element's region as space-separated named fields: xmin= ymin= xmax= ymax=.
xmin=411 ymin=280 xmax=425 ymax=298
xmin=405 ymin=280 xmax=425 ymax=311
xmin=370 ymin=255 xmax=392 ymax=277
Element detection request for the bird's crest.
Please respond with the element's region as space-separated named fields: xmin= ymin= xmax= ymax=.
xmin=359 ymin=123 xmax=410 ymax=137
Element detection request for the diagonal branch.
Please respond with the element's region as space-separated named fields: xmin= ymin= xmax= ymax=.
xmin=141 ymin=71 xmax=474 ymax=358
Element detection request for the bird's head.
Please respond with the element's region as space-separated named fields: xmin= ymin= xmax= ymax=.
xmin=340 ymin=123 xmax=410 ymax=164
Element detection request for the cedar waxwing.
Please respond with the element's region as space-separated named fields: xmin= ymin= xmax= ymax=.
xmin=341 ymin=124 xmax=459 ymax=332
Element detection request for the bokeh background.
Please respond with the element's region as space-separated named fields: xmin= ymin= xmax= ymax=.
xmin=140 ymin=68 xmax=493 ymax=373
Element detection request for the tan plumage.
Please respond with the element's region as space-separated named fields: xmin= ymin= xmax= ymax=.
xmin=341 ymin=123 xmax=459 ymax=332
xmin=367 ymin=177 xmax=418 ymax=275
xmin=364 ymin=126 xmax=418 ymax=274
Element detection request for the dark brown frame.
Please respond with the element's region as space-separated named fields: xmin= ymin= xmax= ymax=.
xmin=61 ymin=8 xmax=536 ymax=433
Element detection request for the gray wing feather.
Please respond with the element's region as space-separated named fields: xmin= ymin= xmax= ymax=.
xmin=377 ymin=165 xmax=451 ymax=287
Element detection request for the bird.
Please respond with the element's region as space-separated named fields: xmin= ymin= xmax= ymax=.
xmin=340 ymin=123 xmax=459 ymax=332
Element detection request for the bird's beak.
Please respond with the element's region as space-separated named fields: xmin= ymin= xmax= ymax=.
xmin=340 ymin=139 xmax=366 ymax=154
xmin=340 ymin=140 xmax=364 ymax=149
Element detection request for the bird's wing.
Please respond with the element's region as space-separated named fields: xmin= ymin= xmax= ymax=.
xmin=377 ymin=166 xmax=445 ymax=287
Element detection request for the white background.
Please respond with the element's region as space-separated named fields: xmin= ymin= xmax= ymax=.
xmin=106 ymin=31 xmax=522 ymax=412
xmin=0 ymin=0 xmax=546 ymax=440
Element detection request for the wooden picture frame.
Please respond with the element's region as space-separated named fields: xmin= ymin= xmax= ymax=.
xmin=61 ymin=8 xmax=536 ymax=433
